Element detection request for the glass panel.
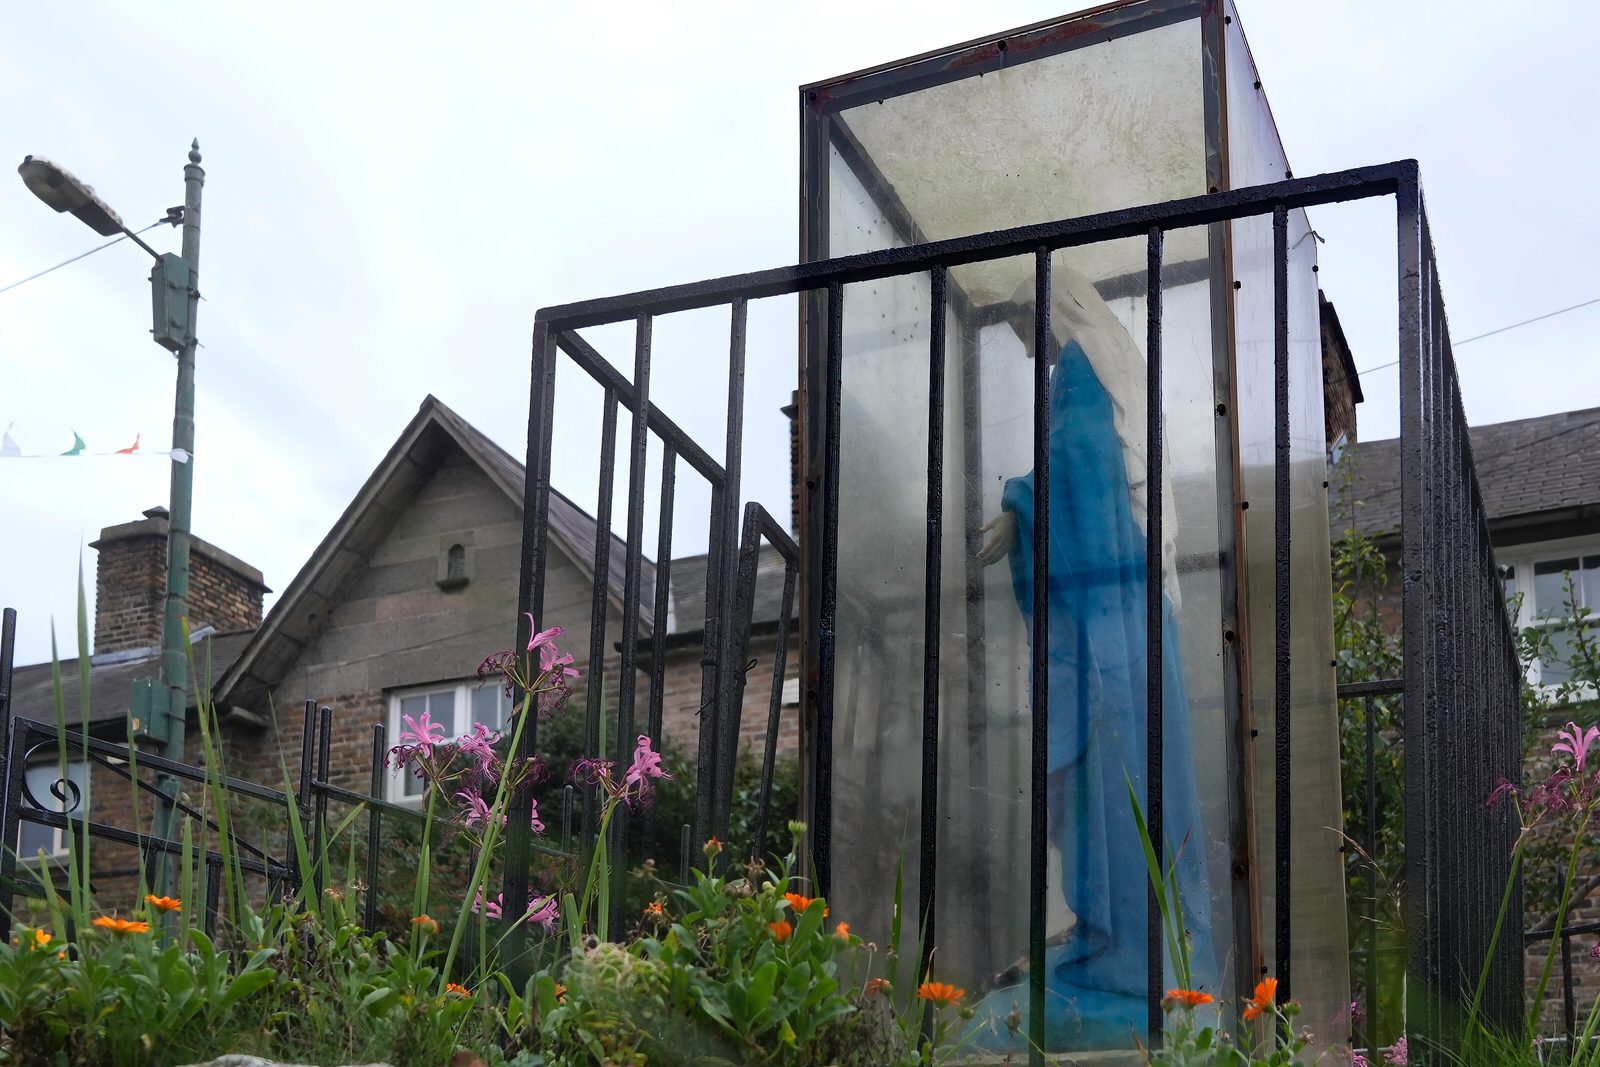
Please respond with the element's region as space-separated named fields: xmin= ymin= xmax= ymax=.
xmin=1583 ymin=557 xmax=1600 ymax=609
xmin=1534 ymin=560 xmax=1580 ymax=619
xmin=1226 ymin=2 xmax=1348 ymax=1046
xmin=471 ymin=685 xmax=504 ymax=732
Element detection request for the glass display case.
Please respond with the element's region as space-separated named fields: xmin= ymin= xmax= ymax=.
xmin=799 ymin=0 xmax=1347 ymax=1053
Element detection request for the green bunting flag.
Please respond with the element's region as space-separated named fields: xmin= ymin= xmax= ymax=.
xmin=0 ymin=423 xmax=186 ymax=462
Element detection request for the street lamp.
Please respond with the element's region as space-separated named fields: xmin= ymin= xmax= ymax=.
xmin=17 ymin=143 xmax=206 ymax=857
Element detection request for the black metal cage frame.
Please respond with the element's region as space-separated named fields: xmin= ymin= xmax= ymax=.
xmin=517 ymin=158 xmax=1522 ymax=1062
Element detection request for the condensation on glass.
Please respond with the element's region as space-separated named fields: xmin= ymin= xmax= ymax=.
xmin=802 ymin=0 xmax=1347 ymax=1054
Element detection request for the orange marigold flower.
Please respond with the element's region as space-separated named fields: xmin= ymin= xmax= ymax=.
xmin=1243 ymin=976 xmax=1278 ymax=1021
xmin=145 ymin=895 xmax=182 ymax=913
xmin=784 ymin=891 xmax=829 ymax=918
xmin=554 ymin=982 xmax=568 ymax=1003
xmin=412 ymin=914 xmax=440 ymax=935
xmin=92 ymin=916 xmax=150 ymax=935
xmin=445 ymin=982 xmax=471 ymax=996
xmin=643 ymin=900 xmax=666 ymax=918
xmin=865 ymin=978 xmax=891 ymax=997
xmin=11 ymin=927 xmax=51 ymax=950
xmin=835 ymin=921 xmax=851 ymax=940
xmin=768 ymin=920 xmax=793 ymax=942
xmin=916 ymin=980 xmax=966 ymax=1008
xmin=703 ymin=836 xmax=723 ymax=858
xmin=1165 ymin=988 xmax=1214 ymax=1008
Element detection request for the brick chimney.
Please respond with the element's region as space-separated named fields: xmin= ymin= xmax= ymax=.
xmin=89 ymin=507 xmax=271 ymax=655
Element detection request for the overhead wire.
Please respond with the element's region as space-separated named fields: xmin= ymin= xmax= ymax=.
xmin=0 ymin=218 xmax=172 ymax=297
xmin=1353 ymin=296 xmax=1600 ymax=379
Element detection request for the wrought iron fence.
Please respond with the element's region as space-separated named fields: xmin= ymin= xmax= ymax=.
xmin=524 ymin=159 xmax=1523 ymax=1062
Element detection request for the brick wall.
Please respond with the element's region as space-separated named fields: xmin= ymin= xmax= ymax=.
xmin=90 ymin=507 xmax=269 ymax=654
xmin=1320 ymin=292 xmax=1362 ymax=452
xmin=654 ymin=630 xmax=802 ymax=759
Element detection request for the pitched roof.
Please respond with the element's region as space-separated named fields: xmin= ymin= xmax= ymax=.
xmin=1338 ymin=406 xmax=1600 ymax=540
xmin=666 ymin=546 xmax=797 ymax=639
xmin=214 ymin=395 xmax=651 ymax=707
xmin=6 ymin=630 xmax=253 ymax=730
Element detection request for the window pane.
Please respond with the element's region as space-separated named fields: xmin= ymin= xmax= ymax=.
xmin=471 ymin=686 xmax=504 ymax=732
xmin=18 ymin=820 xmax=54 ymax=859
xmin=1543 ymin=625 xmax=1579 ymax=685
xmin=400 ymin=694 xmax=428 ymax=721
xmin=401 ymin=763 xmax=427 ymax=798
xmin=1534 ymin=559 xmax=1581 ymax=619
xmin=430 ymin=691 xmax=457 ymax=735
xmin=1582 ymin=557 xmax=1600 ymax=610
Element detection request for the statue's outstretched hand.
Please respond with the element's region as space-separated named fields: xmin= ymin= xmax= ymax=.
xmin=977 ymin=511 xmax=1017 ymax=566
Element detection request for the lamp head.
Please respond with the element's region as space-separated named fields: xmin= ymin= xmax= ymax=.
xmin=18 ymin=155 xmax=124 ymax=236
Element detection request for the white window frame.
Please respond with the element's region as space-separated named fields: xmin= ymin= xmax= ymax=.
xmin=1499 ymin=534 xmax=1600 ymax=695
xmin=16 ymin=759 xmax=90 ymax=861
xmin=385 ymin=681 xmax=512 ymax=804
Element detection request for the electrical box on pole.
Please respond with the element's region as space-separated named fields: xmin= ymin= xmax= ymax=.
xmin=149 ymin=252 xmax=191 ymax=353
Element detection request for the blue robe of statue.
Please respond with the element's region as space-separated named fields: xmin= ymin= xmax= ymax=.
xmin=971 ymin=339 xmax=1218 ymax=1051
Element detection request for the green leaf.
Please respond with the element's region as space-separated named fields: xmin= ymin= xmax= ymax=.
xmin=220 ymin=968 xmax=275 ymax=1009
xmin=746 ymin=959 xmax=779 ymax=1023
xmin=360 ymin=985 xmax=399 ymax=1013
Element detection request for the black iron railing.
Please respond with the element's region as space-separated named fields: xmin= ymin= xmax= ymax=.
xmin=524 ymin=160 xmax=1523 ymax=1061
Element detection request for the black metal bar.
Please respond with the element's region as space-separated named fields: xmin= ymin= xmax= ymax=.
xmin=561 ymin=784 xmax=573 ymax=853
xmin=1272 ymin=203 xmax=1292 ymax=1000
xmin=297 ymin=700 xmax=315 ymax=816
xmin=1365 ymin=695 xmax=1379 ymax=1059
xmin=813 ymin=280 xmax=843 ymax=899
xmin=918 ymin=264 xmax=947 ymax=986
xmin=1397 ymin=171 xmax=1434 ymax=1057
xmin=1144 ymin=226 xmax=1165 ymax=1045
xmin=695 ymin=482 xmax=726 ymax=852
xmin=205 ymin=855 xmax=221 ymax=938
xmin=553 ymin=327 xmax=725 ymax=485
xmin=680 ymin=822 xmax=691 ymax=885
xmin=714 ymin=503 xmax=765 ymax=845
xmin=753 ymin=563 xmax=797 ymax=864
xmin=711 ymin=299 xmax=750 ymax=848
xmin=0 ymin=723 xmax=24 ymax=943
xmin=537 ymin=163 xmax=1414 ymax=331
xmin=0 ymin=608 xmax=18 ymax=897
xmin=0 ymin=608 xmax=14 ymax=729
xmin=1028 ymin=247 xmax=1051 ymax=1066
xmin=612 ymin=312 xmax=653 ymax=925
xmin=1563 ymin=930 xmax=1576 ymax=1046
xmin=365 ymin=722 xmax=384 ymax=934
xmin=313 ymin=705 xmax=332 ymax=898
xmin=1337 ymin=679 xmax=1406 ymax=699
xmin=583 ymin=391 xmax=620 ymax=842
xmin=505 ymin=317 xmax=559 ymax=971
xmin=643 ymin=444 xmax=677 ymax=861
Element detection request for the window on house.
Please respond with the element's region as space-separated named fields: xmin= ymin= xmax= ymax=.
xmin=387 ymin=683 xmax=513 ymax=803
xmin=446 ymin=544 xmax=467 ymax=581
xmin=1501 ymin=544 xmax=1600 ymax=687
xmin=17 ymin=760 xmax=89 ymax=860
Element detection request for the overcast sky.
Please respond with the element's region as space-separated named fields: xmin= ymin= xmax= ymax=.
xmin=2 ymin=1 xmax=1596 ymax=667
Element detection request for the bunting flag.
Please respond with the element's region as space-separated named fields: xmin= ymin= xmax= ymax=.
xmin=0 ymin=424 xmax=188 ymax=462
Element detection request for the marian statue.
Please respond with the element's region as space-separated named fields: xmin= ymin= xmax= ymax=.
xmin=969 ymin=266 xmax=1218 ymax=1051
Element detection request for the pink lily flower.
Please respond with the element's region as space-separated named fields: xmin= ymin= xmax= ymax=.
xmin=525 ymin=894 xmax=559 ymax=929
xmin=524 ymin=614 xmax=563 ymax=654
xmin=399 ymin=710 xmax=446 ymax=759
xmin=623 ymin=734 xmax=672 ymax=800
xmin=1553 ymin=721 xmax=1600 ymax=778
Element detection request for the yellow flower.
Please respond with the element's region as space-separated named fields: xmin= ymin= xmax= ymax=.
xmin=145 ymin=895 xmax=183 ymax=913
xmin=92 ymin=916 xmax=150 ymax=935
xmin=768 ymin=920 xmax=793 ymax=942
xmin=916 ymin=981 xmax=965 ymax=1008
xmin=1165 ymin=988 xmax=1215 ymax=1008
xmin=1243 ymin=976 xmax=1278 ymax=1021
xmin=412 ymin=914 xmax=440 ymax=935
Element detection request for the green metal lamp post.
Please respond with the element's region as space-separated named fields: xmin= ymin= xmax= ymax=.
xmin=18 ymin=143 xmax=206 ymax=849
